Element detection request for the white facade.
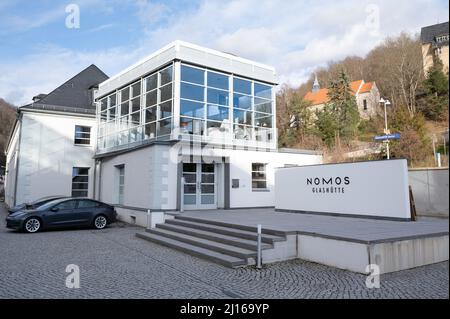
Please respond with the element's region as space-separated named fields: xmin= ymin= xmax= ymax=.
xmin=4 ymin=110 xmax=96 ymax=206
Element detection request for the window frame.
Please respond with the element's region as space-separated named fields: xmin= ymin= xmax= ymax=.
xmin=74 ymin=125 xmax=91 ymax=146
xmin=251 ymin=163 xmax=268 ymax=191
xmin=71 ymin=167 xmax=89 ymax=197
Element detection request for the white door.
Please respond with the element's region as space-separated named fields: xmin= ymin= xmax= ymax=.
xmin=182 ymin=163 xmax=217 ymax=210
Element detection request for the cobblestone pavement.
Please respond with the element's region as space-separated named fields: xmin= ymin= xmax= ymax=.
xmin=0 ymin=203 xmax=448 ymax=299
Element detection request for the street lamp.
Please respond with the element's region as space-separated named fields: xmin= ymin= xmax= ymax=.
xmin=380 ymin=98 xmax=392 ymax=159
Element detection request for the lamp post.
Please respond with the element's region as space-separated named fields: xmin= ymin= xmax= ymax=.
xmin=380 ymin=98 xmax=392 ymax=159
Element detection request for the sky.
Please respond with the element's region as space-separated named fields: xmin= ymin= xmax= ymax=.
xmin=0 ymin=0 xmax=448 ymax=106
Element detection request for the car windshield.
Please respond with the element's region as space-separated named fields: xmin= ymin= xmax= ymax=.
xmin=31 ymin=196 xmax=63 ymax=205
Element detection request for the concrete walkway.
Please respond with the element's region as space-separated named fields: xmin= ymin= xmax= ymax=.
xmin=182 ymin=208 xmax=449 ymax=244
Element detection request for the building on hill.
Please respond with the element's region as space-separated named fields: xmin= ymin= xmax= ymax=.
xmin=304 ymin=75 xmax=381 ymax=119
xmin=420 ymin=21 xmax=449 ymax=76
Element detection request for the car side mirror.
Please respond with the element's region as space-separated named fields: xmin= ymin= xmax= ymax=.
xmin=50 ymin=207 xmax=59 ymax=212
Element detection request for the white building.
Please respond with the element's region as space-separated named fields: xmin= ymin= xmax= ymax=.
xmin=4 ymin=65 xmax=109 ymax=207
xmin=93 ymin=41 xmax=322 ymax=225
xmin=4 ymin=41 xmax=322 ymax=223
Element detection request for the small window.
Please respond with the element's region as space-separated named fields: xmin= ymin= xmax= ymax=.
xmin=74 ymin=126 xmax=91 ymax=145
xmin=72 ymin=167 xmax=89 ymax=197
xmin=117 ymin=165 xmax=125 ymax=205
xmin=252 ymin=163 xmax=267 ymax=190
xmin=363 ymin=99 xmax=368 ymax=111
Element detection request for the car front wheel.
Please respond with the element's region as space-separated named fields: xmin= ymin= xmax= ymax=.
xmin=23 ymin=218 xmax=41 ymax=233
xmin=93 ymin=215 xmax=107 ymax=230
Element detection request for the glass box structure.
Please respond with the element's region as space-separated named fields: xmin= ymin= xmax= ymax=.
xmin=95 ymin=41 xmax=278 ymax=154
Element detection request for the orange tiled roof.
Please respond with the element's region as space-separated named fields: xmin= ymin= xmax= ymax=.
xmin=304 ymin=80 xmax=374 ymax=106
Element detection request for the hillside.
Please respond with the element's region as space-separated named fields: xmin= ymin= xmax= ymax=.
xmin=0 ymin=98 xmax=17 ymax=168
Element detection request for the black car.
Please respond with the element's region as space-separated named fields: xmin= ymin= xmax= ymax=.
xmin=8 ymin=195 xmax=68 ymax=214
xmin=6 ymin=198 xmax=117 ymax=233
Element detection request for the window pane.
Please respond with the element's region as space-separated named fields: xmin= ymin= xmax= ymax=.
xmin=160 ymin=100 xmax=172 ymax=118
xmin=160 ymin=66 xmax=173 ymax=85
xmin=181 ymin=65 xmax=204 ymax=85
xmin=183 ymin=163 xmax=196 ymax=172
xmin=158 ymin=118 xmax=172 ymax=136
xmin=131 ymin=97 xmax=140 ymax=113
xmin=144 ymin=122 xmax=156 ymax=139
xmin=202 ymin=174 xmax=215 ymax=183
xmin=180 ymin=117 xmax=204 ymax=135
xmin=121 ymin=87 xmax=130 ymax=102
xmin=254 ymin=113 xmax=272 ymax=128
xmin=252 ymin=172 xmax=265 ymax=179
xmin=255 ymin=128 xmax=273 ymax=142
xmin=145 ymin=74 xmax=157 ymax=92
xmin=233 ymin=124 xmax=252 ymax=140
xmin=206 ymin=121 xmax=230 ymax=136
xmin=201 ymin=185 xmax=214 ymax=194
xmin=73 ymin=167 xmax=89 ymax=176
xmin=252 ymin=181 xmax=267 ymax=189
xmin=183 ymin=173 xmax=196 ymax=183
xmin=72 ymin=190 xmax=88 ymax=197
xmin=72 ymin=183 xmax=89 ymax=190
xmin=184 ymin=185 xmax=196 ymax=194
xmin=201 ymin=195 xmax=215 ymax=204
xmin=207 ymin=88 xmax=229 ymax=106
xmin=181 ymin=83 xmax=204 ymax=102
xmin=184 ymin=195 xmax=196 ymax=205
xmin=202 ymin=164 xmax=214 ymax=173
xmin=252 ymin=163 xmax=265 ymax=172
xmin=146 ymin=90 xmax=157 ymax=107
xmin=233 ymin=93 xmax=252 ymax=109
xmin=109 ymin=94 xmax=117 ymax=107
xmin=121 ymin=102 xmax=129 ymax=116
xmin=132 ymin=81 xmax=141 ymax=98
xmin=254 ymin=98 xmax=272 ymax=114
xmin=254 ymin=83 xmax=272 ymax=99
xmin=207 ymin=105 xmax=229 ymax=121
xmin=75 ymin=138 xmax=90 ymax=145
xmin=160 ymin=83 xmax=173 ymax=102
xmin=108 ymin=106 xmax=116 ymax=120
xmin=233 ymin=109 xmax=252 ymax=125
xmin=56 ymin=200 xmax=78 ymax=209
xmin=234 ymin=78 xmax=252 ymax=95
xmin=180 ymin=100 xmax=204 ymax=118
xmin=144 ymin=106 xmax=157 ymax=123
xmin=101 ymin=98 xmax=107 ymax=111
xmin=130 ymin=111 xmax=140 ymax=126
xmin=207 ymin=72 xmax=228 ymax=90
xmin=77 ymin=200 xmax=98 ymax=208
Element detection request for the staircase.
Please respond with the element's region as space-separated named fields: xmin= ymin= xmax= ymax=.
xmin=136 ymin=215 xmax=289 ymax=268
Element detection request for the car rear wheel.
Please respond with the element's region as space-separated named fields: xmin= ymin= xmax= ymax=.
xmin=23 ymin=218 xmax=41 ymax=233
xmin=93 ymin=215 xmax=107 ymax=230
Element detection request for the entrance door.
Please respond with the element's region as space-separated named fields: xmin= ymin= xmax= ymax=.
xmin=182 ymin=163 xmax=217 ymax=210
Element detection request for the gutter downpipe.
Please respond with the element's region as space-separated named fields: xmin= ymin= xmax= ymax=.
xmin=13 ymin=112 xmax=23 ymax=206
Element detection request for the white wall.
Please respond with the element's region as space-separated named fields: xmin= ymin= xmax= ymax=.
xmin=14 ymin=112 xmax=96 ymax=205
xmin=99 ymin=144 xmax=177 ymax=210
xmin=275 ymin=159 xmax=411 ymax=220
xmin=4 ymin=122 xmax=20 ymax=207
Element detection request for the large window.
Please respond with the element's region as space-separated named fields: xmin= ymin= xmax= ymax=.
xmin=97 ymin=63 xmax=174 ymax=151
xmin=72 ymin=167 xmax=89 ymax=197
xmin=74 ymin=125 xmax=91 ymax=145
xmin=251 ymin=163 xmax=267 ymax=190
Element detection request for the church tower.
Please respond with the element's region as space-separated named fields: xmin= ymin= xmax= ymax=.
xmin=312 ymin=73 xmax=320 ymax=93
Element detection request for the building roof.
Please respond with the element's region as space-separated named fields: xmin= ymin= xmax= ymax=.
xmin=304 ymin=80 xmax=375 ymax=106
xmin=420 ymin=21 xmax=449 ymax=47
xmin=21 ymin=64 xmax=109 ymax=115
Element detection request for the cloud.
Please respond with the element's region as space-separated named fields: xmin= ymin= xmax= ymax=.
xmin=1 ymin=0 xmax=448 ymax=105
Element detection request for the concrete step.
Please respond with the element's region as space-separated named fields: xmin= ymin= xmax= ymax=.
xmin=166 ymin=218 xmax=285 ymax=244
xmin=175 ymin=215 xmax=288 ymax=237
xmin=146 ymin=227 xmax=258 ymax=259
xmin=156 ymin=223 xmax=274 ymax=250
xmin=136 ymin=232 xmax=247 ymax=268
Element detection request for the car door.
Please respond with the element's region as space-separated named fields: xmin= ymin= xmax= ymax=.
xmin=44 ymin=200 xmax=78 ymax=228
xmin=72 ymin=199 xmax=99 ymax=226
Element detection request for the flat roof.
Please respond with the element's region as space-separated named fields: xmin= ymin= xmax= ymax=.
xmin=96 ymin=40 xmax=278 ymax=98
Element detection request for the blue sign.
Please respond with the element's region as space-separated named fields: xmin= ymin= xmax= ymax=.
xmin=374 ymin=133 xmax=401 ymax=141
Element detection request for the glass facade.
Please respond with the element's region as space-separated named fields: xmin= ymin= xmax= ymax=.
xmin=179 ymin=64 xmax=274 ymax=143
xmin=97 ymin=64 xmax=174 ymax=150
xmin=96 ymin=61 xmax=275 ymax=152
